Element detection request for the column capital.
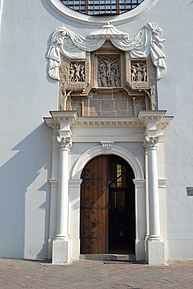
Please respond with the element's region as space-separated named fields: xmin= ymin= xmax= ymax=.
xmin=143 ymin=136 xmax=159 ymax=150
xmin=57 ymin=136 xmax=72 ymax=150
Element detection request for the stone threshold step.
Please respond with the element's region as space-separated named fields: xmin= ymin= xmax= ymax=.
xmin=80 ymin=254 xmax=135 ymax=261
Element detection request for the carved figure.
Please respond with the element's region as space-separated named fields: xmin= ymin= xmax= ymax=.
xmin=141 ymin=64 xmax=147 ymax=82
xmin=98 ymin=62 xmax=108 ymax=87
xmin=80 ymin=65 xmax=85 ymax=82
xmin=74 ymin=63 xmax=81 ymax=82
xmin=70 ymin=64 xmax=75 ymax=82
xmin=136 ymin=63 xmax=143 ymax=81
xmin=131 ymin=65 xmax=137 ymax=81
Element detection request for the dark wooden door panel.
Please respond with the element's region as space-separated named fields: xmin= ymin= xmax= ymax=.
xmin=80 ymin=155 xmax=107 ymax=254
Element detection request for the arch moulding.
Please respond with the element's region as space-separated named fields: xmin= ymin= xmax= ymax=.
xmin=71 ymin=144 xmax=144 ymax=180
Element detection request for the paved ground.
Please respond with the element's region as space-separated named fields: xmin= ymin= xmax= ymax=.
xmin=0 ymin=258 xmax=193 ymax=289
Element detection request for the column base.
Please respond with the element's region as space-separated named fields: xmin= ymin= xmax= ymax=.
xmin=52 ymin=237 xmax=71 ymax=264
xmin=147 ymin=237 xmax=165 ymax=265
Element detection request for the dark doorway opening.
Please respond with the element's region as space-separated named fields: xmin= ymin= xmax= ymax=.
xmin=80 ymin=155 xmax=135 ymax=254
xmin=108 ymin=155 xmax=135 ymax=254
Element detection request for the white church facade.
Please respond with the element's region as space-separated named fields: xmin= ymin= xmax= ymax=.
xmin=0 ymin=0 xmax=193 ymax=266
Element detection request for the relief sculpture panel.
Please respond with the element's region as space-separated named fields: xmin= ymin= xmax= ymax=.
xmin=131 ymin=62 xmax=147 ymax=82
xmin=98 ymin=57 xmax=120 ymax=87
xmin=69 ymin=62 xmax=85 ymax=83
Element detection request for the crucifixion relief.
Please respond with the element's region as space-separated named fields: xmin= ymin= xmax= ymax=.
xmin=98 ymin=57 xmax=120 ymax=87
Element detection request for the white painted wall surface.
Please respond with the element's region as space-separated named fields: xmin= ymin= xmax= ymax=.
xmin=0 ymin=0 xmax=193 ymax=260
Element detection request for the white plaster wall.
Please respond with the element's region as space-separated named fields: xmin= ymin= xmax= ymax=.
xmin=0 ymin=0 xmax=193 ymax=260
xmin=0 ymin=0 xmax=58 ymax=259
xmin=152 ymin=0 xmax=193 ymax=260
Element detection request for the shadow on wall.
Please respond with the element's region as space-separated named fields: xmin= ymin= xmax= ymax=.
xmin=0 ymin=123 xmax=52 ymax=260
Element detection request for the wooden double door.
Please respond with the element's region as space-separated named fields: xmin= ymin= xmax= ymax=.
xmin=80 ymin=155 xmax=135 ymax=254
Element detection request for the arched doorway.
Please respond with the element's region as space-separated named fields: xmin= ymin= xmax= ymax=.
xmin=80 ymin=154 xmax=135 ymax=255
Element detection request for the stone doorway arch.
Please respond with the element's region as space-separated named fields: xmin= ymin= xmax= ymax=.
xmin=70 ymin=144 xmax=146 ymax=261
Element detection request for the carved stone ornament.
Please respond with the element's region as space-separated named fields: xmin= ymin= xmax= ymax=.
xmin=143 ymin=136 xmax=160 ymax=150
xmin=47 ymin=22 xmax=166 ymax=81
xmin=57 ymin=136 xmax=72 ymax=150
xmin=100 ymin=141 xmax=114 ymax=155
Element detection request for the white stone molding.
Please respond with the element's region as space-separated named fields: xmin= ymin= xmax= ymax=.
xmin=69 ymin=179 xmax=83 ymax=188
xmin=133 ymin=179 xmax=146 ymax=188
xmin=47 ymin=22 xmax=165 ymax=81
xmin=71 ymin=144 xmax=144 ymax=180
xmin=100 ymin=141 xmax=114 ymax=155
xmin=49 ymin=179 xmax=58 ymax=188
xmin=47 ymin=0 xmax=159 ymax=26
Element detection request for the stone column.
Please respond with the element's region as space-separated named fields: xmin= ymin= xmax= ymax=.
xmin=145 ymin=136 xmax=165 ymax=265
xmin=52 ymin=135 xmax=72 ymax=264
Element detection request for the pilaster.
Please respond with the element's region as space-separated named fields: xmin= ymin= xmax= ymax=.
xmin=133 ymin=179 xmax=146 ymax=261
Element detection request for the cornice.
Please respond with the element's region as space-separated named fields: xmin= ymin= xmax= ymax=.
xmin=44 ymin=110 xmax=77 ymax=128
xmin=44 ymin=111 xmax=173 ymax=130
xmin=138 ymin=110 xmax=174 ymax=130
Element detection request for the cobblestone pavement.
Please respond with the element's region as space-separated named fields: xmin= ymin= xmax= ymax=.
xmin=0 ymin=258 xmax=193 ymax=289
